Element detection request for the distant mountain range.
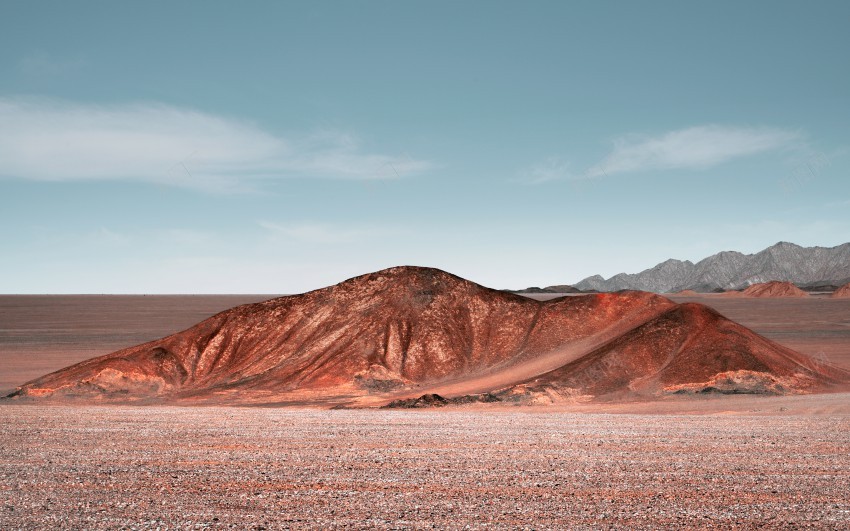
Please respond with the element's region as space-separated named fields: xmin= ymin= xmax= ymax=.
xmin=573 ymin=242 xmax=850 ymax=293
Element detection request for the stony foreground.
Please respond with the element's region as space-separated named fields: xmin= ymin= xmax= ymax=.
xmin=2 ymin=405 xmax=850 ymax=530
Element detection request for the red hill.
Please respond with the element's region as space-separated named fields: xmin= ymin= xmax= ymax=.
xmin=742 ymin=281 xmax=809 ymax=298
xmin=672 ymin=289 xmax=699 ymax=296
xmin=7 ymin=267 xmax=846 ymax=405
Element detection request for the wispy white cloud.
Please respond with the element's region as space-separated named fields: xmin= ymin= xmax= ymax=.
xmin=585 ymin=125 xmax=800 ymax=178
xmin=0 ymin=97 xmax=430 ymax=192
xmin=517 ymin=157 xmax=574 ymax=184
xmin=520 ymin=125 xmax=801 ymax=184
xmin=259 ymin=221 xmax=400 ymax=244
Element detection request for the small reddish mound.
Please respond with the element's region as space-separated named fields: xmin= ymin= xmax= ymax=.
xmin=499 ymin=303 xmax=846 ymax=400
xmin=673 ymin=289 xmax=700 ymax=296
xmin=832 ymin=283 xmax=850 ymax=298
xmin=742 ymin=281 xmax=809 ymax=298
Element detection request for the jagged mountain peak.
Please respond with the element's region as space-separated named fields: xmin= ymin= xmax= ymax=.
xmin=574 ymin=242 xmax=850 ymax=293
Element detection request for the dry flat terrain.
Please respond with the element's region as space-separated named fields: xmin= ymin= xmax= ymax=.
xmin=2 ymin=404 xmax=850 ymax=529
xmin=2 ymin=292 xmax=849 ymax=528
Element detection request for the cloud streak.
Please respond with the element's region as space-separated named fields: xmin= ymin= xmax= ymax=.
xmin=0 ymin=97 xmax=430 ymax=192
xmin=586 ymin=125 xmax=800 ymax=178
xmin=521 ymin=125 xmax=801 ymax=183
xmin=518 ymin=157 xmax=573 ymax=185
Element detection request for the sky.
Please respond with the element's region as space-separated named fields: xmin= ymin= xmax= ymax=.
xmin=1 ymin=1 xmax=848 ymax=294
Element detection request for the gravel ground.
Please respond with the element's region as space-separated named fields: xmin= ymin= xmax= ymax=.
xmin=2 ymin=405 xmax=850 ymax=530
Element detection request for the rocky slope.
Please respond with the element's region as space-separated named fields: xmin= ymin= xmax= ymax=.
xmin=495 ymin=304 xmax=841 ymax=402
xmin=7 ymin=266 xmax=846 ymax=405
xmin=574 ymin=242 xmax=850 ymax=293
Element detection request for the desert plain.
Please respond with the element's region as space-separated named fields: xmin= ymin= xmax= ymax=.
xmin=2 ymin=293 xmax=850 ymax=529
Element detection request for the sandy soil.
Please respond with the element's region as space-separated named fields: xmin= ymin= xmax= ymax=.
xmin=2 ymin=403 xmax=850 ymax=529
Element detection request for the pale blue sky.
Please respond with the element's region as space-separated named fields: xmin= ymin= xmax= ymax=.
xmin=1 ymin=1 xmax=848 ymax=293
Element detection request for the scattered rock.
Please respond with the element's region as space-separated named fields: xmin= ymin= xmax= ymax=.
xmin=382 ymin=393 xmax=449 ymax=408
